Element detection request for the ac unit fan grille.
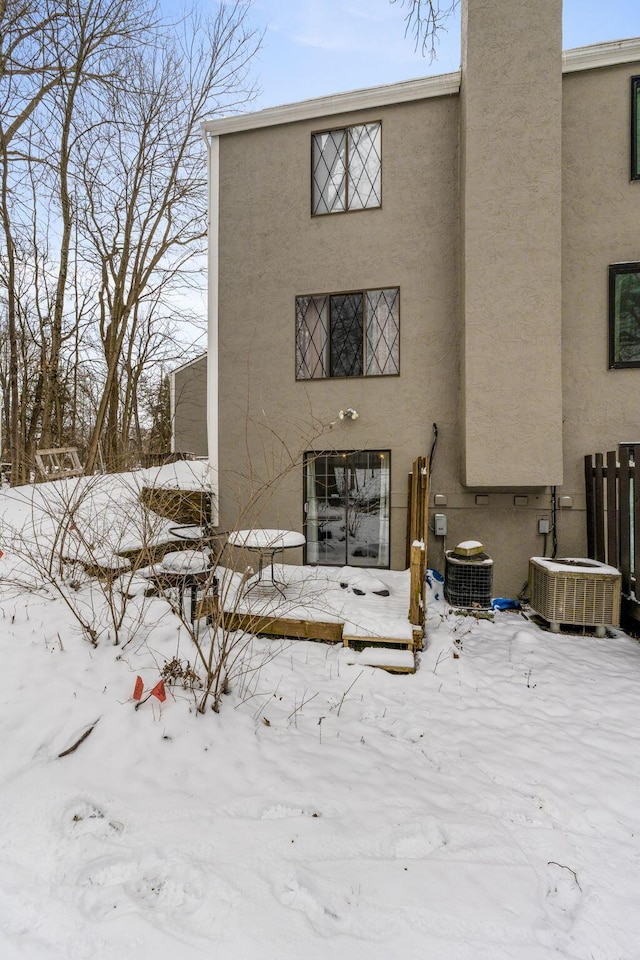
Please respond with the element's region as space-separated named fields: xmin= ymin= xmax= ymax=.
xmin=529 ymin=559 xmax=621 ymax=627
xmin=444 ymin=553 xmax=493 ymax=609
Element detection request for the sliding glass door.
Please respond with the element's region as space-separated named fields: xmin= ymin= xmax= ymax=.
xmin=304 ymin=451 xmax=390 ymax=567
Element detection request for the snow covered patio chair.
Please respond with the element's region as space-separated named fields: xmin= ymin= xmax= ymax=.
xmin=146 ymin=548 xmax=219 ymax=625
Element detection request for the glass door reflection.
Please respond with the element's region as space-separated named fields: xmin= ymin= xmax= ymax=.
xmin=304 ymin=451 xmax=390 ymax=568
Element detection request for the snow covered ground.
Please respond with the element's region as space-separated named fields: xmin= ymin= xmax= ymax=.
xmin=1 ymin=474 xmax=640 ymax=959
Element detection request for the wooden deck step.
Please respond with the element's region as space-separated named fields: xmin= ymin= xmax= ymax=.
xmin=345 ymin=646 xmax=416 ymax=674
xmin=213 ymin=609 xmax=420 ymax=673
xmin=343 ymin=633 xmax=415 ymax=651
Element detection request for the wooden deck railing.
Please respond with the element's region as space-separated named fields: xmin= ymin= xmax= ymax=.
xmin=406 ymin=455 xmax=430 ymax=637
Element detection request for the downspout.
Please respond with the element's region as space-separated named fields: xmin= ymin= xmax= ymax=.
xmin=203 ymin=129 xmax=220 ymax=525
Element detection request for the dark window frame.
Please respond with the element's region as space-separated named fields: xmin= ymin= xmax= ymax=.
xmin=302 ymin=449 xmax=392 ymax=568
xmin=609 ymin=261 xmax=640 ymax=368
xmin=632 ymin=76 xmax=640 ymax=181
xmin=295 ymin=286 xmax=400 ymax=381
xmin=310 ymin=121 xmax=382 ymax=217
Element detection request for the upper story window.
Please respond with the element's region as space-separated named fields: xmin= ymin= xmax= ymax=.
xmin=311 ymin=122 xmax=381 ymax=215
xmin=632 ymin=77 xmax=640 ymax=180
xmin=609 ymin=261 xmax=640 ymax=367
xmin=296 ymin=287 xmax=399 ymax=380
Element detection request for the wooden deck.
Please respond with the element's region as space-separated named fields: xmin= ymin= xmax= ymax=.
xmin=131 ymin=453 xmax=429 ymax=672
xmin=218 ymin=565 xmax=420 ymax=673
xmin=220 ymin=610 xmax=417 ymax=674
xmin=220 ymin=611 xmax=344 ymax=643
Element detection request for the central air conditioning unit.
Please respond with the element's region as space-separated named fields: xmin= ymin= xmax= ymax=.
xmin=444 ymin=541 xmax=493 ymax=609
xmin=528 ymin=557 xmax=621 ymax=636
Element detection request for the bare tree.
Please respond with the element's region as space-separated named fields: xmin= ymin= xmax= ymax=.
xmin=0 ymin=0 xmax=160 ymax=481
xmin=78 ymin=6 xmax=259 ymax=473
xmin=390 ymin=0 xmax=459 ymax=59
xmin=39 ymin=0 xmax=157 ymax=450
xmin=0 ymin=0 xmax=65 ymax=481
xmin=0 ymin=0 xmax=260 ymax=481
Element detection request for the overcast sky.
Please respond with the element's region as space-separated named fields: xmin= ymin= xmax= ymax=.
xmin=237 ymin=0 xmax=640 ymax=109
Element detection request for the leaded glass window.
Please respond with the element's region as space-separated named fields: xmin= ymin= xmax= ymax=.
xmin=348 ymin=124 xmax=382 ymax=210
xmin=330 ymin=294 xmax=363 ymax=376
xmin=296 ymin=288 xmax=399 ymax=380
xmin=296 ymin=296 xmax=329 ymax=379
xmin=365 ymin=288 xmax=400 ymax=375
xmin=312 ymin=123 xmax=381 ymax=215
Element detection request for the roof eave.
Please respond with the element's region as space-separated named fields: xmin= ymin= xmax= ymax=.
xmin=202 ymin=36 xmax=640 ymax=139
xmin=202 ymin=71 xmax=461 ymax=137
xmin=562 ymin=36 xmax=640 ymax=74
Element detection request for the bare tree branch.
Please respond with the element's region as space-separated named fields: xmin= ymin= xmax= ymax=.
xmin=390 ymin=0 xmax=459 ymax=60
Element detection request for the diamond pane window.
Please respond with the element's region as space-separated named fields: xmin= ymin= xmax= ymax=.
xmin=330 ymin=294 xmax=363 ymax=376
xmin=296 ymin=296 xmax=329 ymax=378
xmin=296 ymin=288 xmax=399 ymax=380
xmin=312 ymin=130 xmax=346 ymax=214
xmin=365 ymin=288 xmax=400 ymax=375
xmin=633 ymin=76 xmax=640 ymax=181
xmin=312 ymin=122 xmax=381 ymax=215
xmin=348 ymin=124 xmax=382 ymax=211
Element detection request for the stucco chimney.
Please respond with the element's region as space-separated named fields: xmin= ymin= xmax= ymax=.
xmin=460 ymin=0 xmax=563 ymax=487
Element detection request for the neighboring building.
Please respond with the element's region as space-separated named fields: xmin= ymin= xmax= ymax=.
xmin=195 ymin=0 xmax=640 ymax=596
xmin=171 ymin=353 xmax=207 ymax=458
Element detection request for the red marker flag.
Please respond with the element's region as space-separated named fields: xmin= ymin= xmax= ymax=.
xmin=150 ymin=680 xmax=166 ymax=702
xmin=133 ymin=676 xmax=144 ymax=701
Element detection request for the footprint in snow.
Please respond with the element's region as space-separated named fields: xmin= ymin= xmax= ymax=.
xmin=75 ymin=853 xmax=238 ymax=938
xmin=388 ymin=817 xmax=447 ymax=859
xmin=62 ymin=799 xmax=123 ymax=838
xmin=367 ymin=715 xmax=426 ymax=742
xmin=275 ymin=871 xmax=391 ymax=941
xmin=545 ymin=860 xmax=582 ymax=931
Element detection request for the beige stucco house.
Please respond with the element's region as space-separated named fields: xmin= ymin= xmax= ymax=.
xmin=188 ymin=0 xmax=640 ymax=597
xmin=171 ymin=354 xmax=208 ymax=458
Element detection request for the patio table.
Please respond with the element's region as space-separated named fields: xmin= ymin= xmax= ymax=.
xmin=227 ymin=528 xmax=306 ymax=597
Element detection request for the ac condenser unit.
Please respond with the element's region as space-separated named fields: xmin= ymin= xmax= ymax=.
xmin=444 ymin=546 xmax=493 ymax=609
xmin=528 ymin=557 xmax=621 ymax=636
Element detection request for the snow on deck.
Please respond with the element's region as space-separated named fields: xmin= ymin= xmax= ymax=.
xmin=220 ymin=564 xmax=415 ymax=642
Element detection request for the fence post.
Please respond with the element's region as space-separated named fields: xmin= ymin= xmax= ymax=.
xmin=594 ymin=453 xmax=606 ymax=562
xmin=405 ymin=472 xmax=413 ymax=568
xmin=619 ymin=445 xmax=631 ymax=595
xmin=606 ymin=450 xmax=618 ymax=568
xmin=633 ymin=453 xmax=640 ymax=597
xmin=584 ymin=454 xmax=595 ymax=559
xmin=409 ymin=540 xmax=426 ymax=628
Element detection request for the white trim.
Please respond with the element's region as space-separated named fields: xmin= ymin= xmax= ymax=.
xmin=562 ymin=37 xmax=640 ymax=74
xmin=206 ymin=134 xmax=220 ymax=525
xmin=201 ymin=37 xmax=640 ymax=139
xmin=202 ymin=71 xmax=461 ymax=137
xmin=171 ymin=351 xmax=207 ymax=376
